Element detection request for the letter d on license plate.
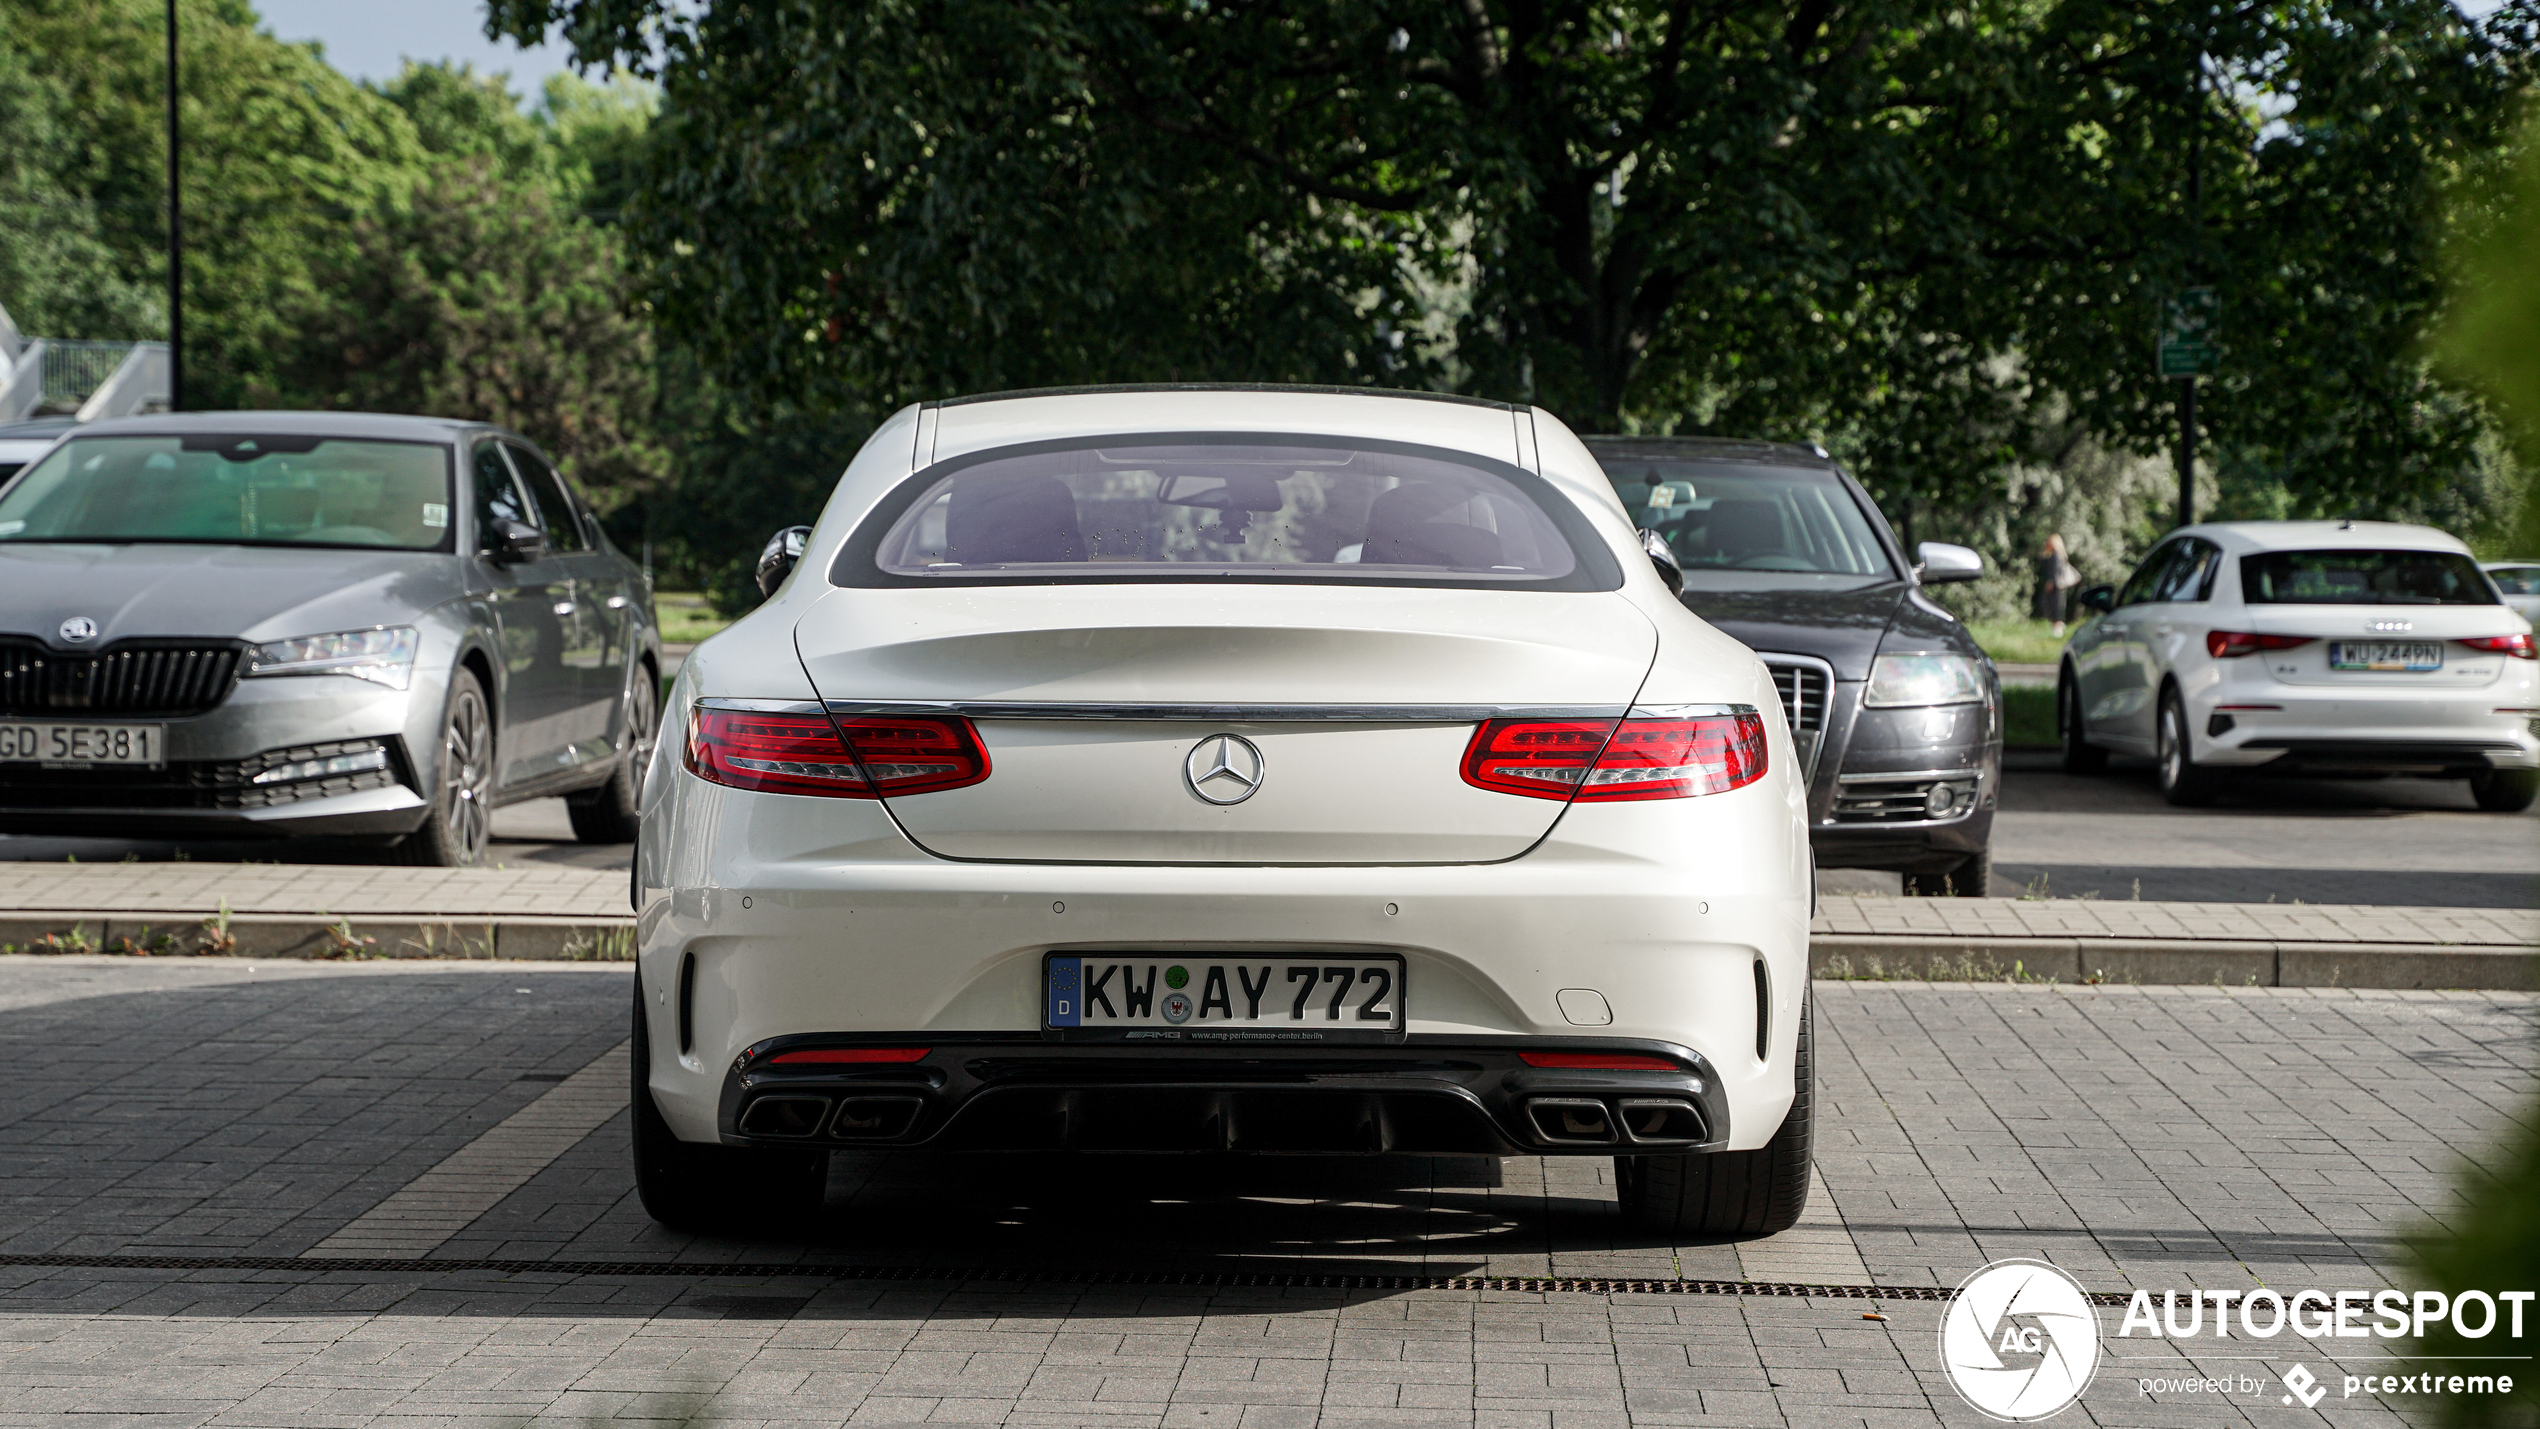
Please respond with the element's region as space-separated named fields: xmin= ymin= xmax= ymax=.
xmin=1046 ymin=954 xmax=1405 ymax=1042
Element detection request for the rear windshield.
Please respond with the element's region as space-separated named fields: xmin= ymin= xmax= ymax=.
xmin=849 ymin=437 xmax=1613 ymax=590
xmin=1590 ymin=456 xmax=1895 ymax=591
xmin=2486 ymin=566 xmax=2540 ymax=595
xmin=2240 ymin=549 xmax=2497 ymax=606
xmin=0 ymin=435 xmax=454 ymax=551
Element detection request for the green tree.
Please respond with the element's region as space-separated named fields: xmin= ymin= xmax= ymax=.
xmin=0 ymin=34 xmax=160 ymax=338
xmin=5 ymin=0 xmax=428 ymax=407
xmin=489 ymin=0 xmax=2532 ymax=528
xmin=262 ymin=157 xmax=664 ymax=511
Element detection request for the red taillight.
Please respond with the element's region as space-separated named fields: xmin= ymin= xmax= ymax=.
xmin=2206 ymin=631 xmax=2316 ymax=659
xmin=767 ymin=1047 xmax=929 ymax=1065
xmin=831 ymin=715 xmax=993 ymax=793
xmin=2463 ymin=634 xmax=2538 ymax=659
xmin=1461 ymin=711 xmax=1768 ymax=802
xmin=1518 ymin=1051 xmax=1681 ymax=1071
xmin=686 ymin=709 xmax=871 ymax=796
xmin=685 ymin=708 xmax=989 ymax=798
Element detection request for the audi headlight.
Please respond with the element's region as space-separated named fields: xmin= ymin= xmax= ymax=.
xmin=1864 ymin=653 xmax=1985 ymax=708
xmin=245 ymin=626 xmax=420 ymax=690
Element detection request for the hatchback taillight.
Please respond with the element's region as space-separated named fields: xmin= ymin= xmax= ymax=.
xmin=2462 ymin=634 xmax=2538 ymax=659
xmin=685 ymin=708 xmax=989 ymax=798
xmin=2206 ymin=631 xmax=2316 ymax=659
xmin=1461 ymin=710 xmax=1768 ymax=802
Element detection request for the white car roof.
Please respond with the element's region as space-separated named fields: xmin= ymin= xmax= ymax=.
xmin=931 ymin=384 xmax=1523 ymax=460
xmin=2185 ymin=519 xmax=2473 ymax=555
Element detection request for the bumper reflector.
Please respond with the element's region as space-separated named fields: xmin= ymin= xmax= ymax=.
xmin=1518 ymin=1051 xmax=1679 ymax=1071
xmin=767 ymin=1047 xmax=930 ymax=1065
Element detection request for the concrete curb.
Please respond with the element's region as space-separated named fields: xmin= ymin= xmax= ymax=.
xmin=1811 ymin=935 xmax=2536 ymax=990
xmin=0 ymin=912 xmax=634 ymax=962
xmin=0 ymin=910 xmax=2527 ymax=987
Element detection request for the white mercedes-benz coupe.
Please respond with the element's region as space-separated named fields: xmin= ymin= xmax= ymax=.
xmin=633 ymin=386 xmax=1815 ymax=1236
xmin=2060 ymin=520 xmax=2540 ymax=808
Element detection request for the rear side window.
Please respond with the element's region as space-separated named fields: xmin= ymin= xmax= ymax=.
xmin=841 ymin=436 xmax=1618 ymax=591
xmin=2241 ymin=549 xmax=2497 ymax=606
xmin=507 ymin=443 xmax=588 ymax=552
xmin=2488 ymin=566 xmax=2540 ymax=595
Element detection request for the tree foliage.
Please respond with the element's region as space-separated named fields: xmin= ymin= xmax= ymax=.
xmin=489 ymin=0 xmax=2536 ymax=524
xmin=261 ymin=158 xmax=664 ymax=510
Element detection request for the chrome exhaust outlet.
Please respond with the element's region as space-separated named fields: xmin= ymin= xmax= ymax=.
xmin=738 ymin=1095 xmax=831 ymax=1137
xmin=1615 ymin=1098 xmax=1705 ymax=1146
xmin=1525 ymin=1097 xmax=1618 ymax=1145
xmin=829 ymin=1095 xmax=925 ymax=1140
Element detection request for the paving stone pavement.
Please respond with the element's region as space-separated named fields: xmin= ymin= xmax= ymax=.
xmin=0 ymin=959 xmax=2529 ymax=1426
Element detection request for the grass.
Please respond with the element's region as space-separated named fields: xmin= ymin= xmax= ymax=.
xmin=653 ymin=591 xmax=733 ymax=646
xmin=1965 ymin=616 xmax=2073 ymax=665
xmin=2002 ymin=683 xmax=2057 ymax=748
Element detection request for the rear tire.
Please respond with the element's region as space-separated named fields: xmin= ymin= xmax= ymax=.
xmin=1618 ymin=995 xmax=1812 ymax=1237
xmin=630 ymin=978 xmax=825 ymax=1233
xmin=569 ymin=667 xmax=655 ymax=844
xmin=2157 ymin=688 xmax=2222 ymax=807
xmin=2469 ymin=767 xmax=2540 ymax=813
xmin=390 ymin=670 xmax=493 ymax=867
xmin=1905 ymin=847 xmax=1990 ymax=897
xmin=2058 ymin=671 xmax=2107 ymax=775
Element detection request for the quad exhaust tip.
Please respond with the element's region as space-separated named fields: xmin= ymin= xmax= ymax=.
xmin=737 ymin=1093 xmax=927 ymax=1140
xmin=1524 ymin=1096 xmax=1703 ymax=1147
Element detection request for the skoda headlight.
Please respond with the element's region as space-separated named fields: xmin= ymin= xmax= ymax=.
xmin=1864 ymin=653 xmax=1985 ymax=708
xmin=245 ymin=626 xmax=420 ymax=690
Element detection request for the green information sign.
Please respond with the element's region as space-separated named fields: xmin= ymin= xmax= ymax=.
xmin=2159 ymin=287 xmax=2220 ymax=377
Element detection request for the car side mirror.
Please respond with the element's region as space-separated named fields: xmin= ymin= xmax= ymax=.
xmin=1914 ymin=541 xmax=1984 ymax=584
xmin=486 ymin=517 xmax=545 ymax=565
xmin=2078 ymin=583 xmax=2116 ymax=614
xmin=756 ymin=525 xmax=812 ymax=600
xmin=1639 ymin=528 xmax=1683 ymax=596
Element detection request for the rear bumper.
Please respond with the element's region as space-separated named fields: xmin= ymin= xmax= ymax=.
xmin=715 ymin=1034 xmax=1728 ymax=1156
xmin=2182 ymin=679 xmax=2540 ymax=772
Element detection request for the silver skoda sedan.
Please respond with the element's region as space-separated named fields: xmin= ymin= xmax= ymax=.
xmin=0 ymin=411 xmax=661 ymax=864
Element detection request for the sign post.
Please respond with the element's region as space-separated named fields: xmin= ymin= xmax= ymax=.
xmin=2158 ymin=287 xmax=2218 ymax=528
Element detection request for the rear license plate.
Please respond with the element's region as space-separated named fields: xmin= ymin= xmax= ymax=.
xmin=1045 ymin=954 xmax=1405 ymax=1042
xmin=2329 ymin=641 xmax=2443 ymax=672
xmin=0 ymin=721 xmax=164 ymax=766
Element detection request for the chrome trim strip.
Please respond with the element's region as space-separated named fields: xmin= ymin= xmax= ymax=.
xmin=707 ymin=698 xmax=1763 ymax=723
xmin=820 ymin=701 xmax=1638 ymax=722
xmin=694 ymin=697 xmax=829 ymax=715
xmin=1835 ymin=767 xmax=1982 ymax=785
xmin=1627 ymin=704 xmax=1759 ymax=719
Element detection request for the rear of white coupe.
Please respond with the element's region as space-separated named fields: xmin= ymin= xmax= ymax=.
xmin=632 ymin=387 xmax=1814 ymax=1236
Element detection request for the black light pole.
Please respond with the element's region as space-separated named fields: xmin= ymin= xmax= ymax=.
xmin=2176 ymin=36 xmax=2205 ymax=531
xmin=165 ymin=0 xmax=183 ymax=411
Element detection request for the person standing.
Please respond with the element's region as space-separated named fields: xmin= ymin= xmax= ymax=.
xmin=2035 ymin=533 xmax=2081 ymax=636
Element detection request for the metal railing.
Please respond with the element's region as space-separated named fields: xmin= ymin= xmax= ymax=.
xmin=41 ymin=341 xmax=145 ymax=409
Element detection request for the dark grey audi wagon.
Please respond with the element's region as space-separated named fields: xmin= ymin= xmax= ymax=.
xmin=0 ymin=411 xmax=661 ymax=864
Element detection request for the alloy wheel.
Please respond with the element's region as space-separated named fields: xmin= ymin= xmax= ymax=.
xmin=624 ymin=676 xmax=657 ymax=803
xmin=2159 ymin=705 xmax=2183 ymax=790
xmin=443 ymin=686 xmax=493 ymax=861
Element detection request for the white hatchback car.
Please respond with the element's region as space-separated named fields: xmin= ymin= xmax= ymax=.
xmin=2059 ymin=520 xmax=2540 ymax=809
xmin=634 ymin=386 xmax=1816 ymax=1236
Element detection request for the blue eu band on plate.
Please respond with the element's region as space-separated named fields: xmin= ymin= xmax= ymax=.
xmin=1046 ymin=955 xmax=1404 ymax=1036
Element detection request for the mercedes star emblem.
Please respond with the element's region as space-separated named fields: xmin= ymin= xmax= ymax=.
xmin=57 ymin=616 xmax=98 ymax=644
xmin=1184 ymin=733 xmax=1266 ymax=805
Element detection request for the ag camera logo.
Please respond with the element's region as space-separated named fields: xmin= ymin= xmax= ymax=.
xmin=1941 ymin=1259 xmax=2102 ymax=1421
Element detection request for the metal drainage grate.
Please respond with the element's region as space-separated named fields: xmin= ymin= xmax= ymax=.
xmin=0 ymin=1252 xmax=2134 ymax=1304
